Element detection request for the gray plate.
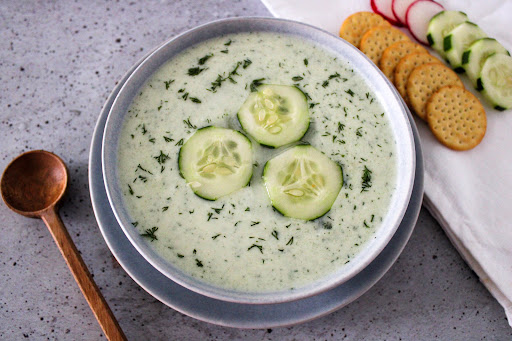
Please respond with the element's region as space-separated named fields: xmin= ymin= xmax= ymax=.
xmin=88 ymin=46 xmax=424 ymax=328
xmin=101 ymin=17 xmax=417 ymax=304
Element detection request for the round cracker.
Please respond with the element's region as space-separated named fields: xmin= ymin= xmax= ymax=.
xmin=394 ymin=53 xmax=441 ymax=104
xmin=359 ymin=26 xmax=409 ymax=65
xmin=426 ymin=85 xmax=486 ymax=151
xmin=379 ymin=41 xmax=427 ymax=82
xmin=406 ymin=63 xmax=463 ymax=120
xmin=339 ymin=12 xmax=391 ymax=48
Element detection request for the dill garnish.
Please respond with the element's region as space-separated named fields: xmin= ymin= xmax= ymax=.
xmin=140 ymin=227 xmax=158 ymax=242
xmin=292 ymin=76 xmax=303 ymax=81
xmin=356 ymin=127 xmax=363 ymax=137
xmin=187 ymin=67 xmax=206 ymax=76
xmin=304 ymin=58 xmax=308 ymax=66
xmin=183 ymin=117 xmax=197 ymax=129
xmin=212 ymin=234 xmax=221 ymax=240
xmin=154 ymin=150 xmax=170 ymax=164
xmin=212 ymin=205 xmax=225 ymax=214
xmin=242 ymin=59 xmax=252 ymax=69
xmin=164 ymin=79 xmax=174 ymax=90
xmin=224 ymin=39 xmax=232 ymax=46
xmin=271 ymin=230 xmax=279 ymax=240
xmin=338 ymin=122 xmax=345 ymax=132
xmin=128 ymin=184 xmax=134 ymax=195
xmin=209 ymin=61 xmax=242 ymax=92
xmin=136 ymin=164 xmax=153 ymax=174
xmin=163 ymin=135 xmax=174 ymax=142
xmin=361 ymin=165 xmax=372 ymax=192
xmin=189 ymin=97 xmax=201 ymax=103
xmin=250 ymin=221 xmax=260 ymax=226
xmin=195 ymin=259 xmax=203 ymax=267
xmin=345 ymin=89 xmax=355 ymax=97
xmin=286 ymin=237 xmax=294 ymax=245
xmin=162 ymin=206 xmax=169 ymax=212
xmin=175 ymin=138 xmax=184 ymax=146
xmin=250 ymin=78 xmax=265 ymax=92
xmin=198 ymin=53 xmax=213 ymax=65
xmin=248 ymin=244 xmax=263 ymax=254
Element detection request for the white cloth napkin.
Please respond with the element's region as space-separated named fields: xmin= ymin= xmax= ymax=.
xmin=261 ymin=0 xmax=512 ymax=326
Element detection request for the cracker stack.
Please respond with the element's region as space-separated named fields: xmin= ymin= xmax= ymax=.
xmin=339 ymin=11 xmax=487 ymax=150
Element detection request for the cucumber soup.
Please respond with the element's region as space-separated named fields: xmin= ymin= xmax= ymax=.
xmin=117 ymin=32 xmax=397 ymax=292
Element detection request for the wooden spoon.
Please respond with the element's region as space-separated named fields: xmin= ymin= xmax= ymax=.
xmin=1 ymin=150 xmax=126 ymax=341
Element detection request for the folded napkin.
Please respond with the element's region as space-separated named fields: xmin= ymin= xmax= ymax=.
xmin=261 ymin=0 xmax=512 ymax=326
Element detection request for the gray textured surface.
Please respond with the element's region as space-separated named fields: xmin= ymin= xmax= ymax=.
xmin=0 ymin=0 xmax=510 ymax=340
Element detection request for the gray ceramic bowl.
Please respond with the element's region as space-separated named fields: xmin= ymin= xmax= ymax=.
xmin=102 ymin=17 xmax=416 ymax=305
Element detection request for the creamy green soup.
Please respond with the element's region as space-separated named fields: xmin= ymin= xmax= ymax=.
xmin=117 ymin=32 xmax=397 ymax=292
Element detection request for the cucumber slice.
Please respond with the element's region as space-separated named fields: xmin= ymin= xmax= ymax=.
xmin=178 ymin=126 xmax=253 ymax=200
xmin=462 ymin=38 xmax=510 ymax=90
xmin=443 ymin=22 xmax=486 ymax=72
xmin=480 ymin=53 xmax=512 ymax=110
xmin=262 ymin=145 xmax=343 ymax=221
xmin=238 ymin=84 xmax=310 ymax=148
xmin=427 ymin=10 xmax=468 ymax=56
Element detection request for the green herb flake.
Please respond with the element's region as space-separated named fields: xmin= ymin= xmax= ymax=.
xmin=356 ymin=127 xmax=363 ymax=137
xmin=195 ymin=259 xmax=203 ymax=267
xmin=242 ymin=59 xmax=252 ymax=69
xmin=345 ymin=89 xmax=355 ymax=97
xmin=338 ymin=122 xmax=345 ymax=132
xmin=292 ymin=76 xmax=304 ymax=81
xmin=271 ymin=230 xmax=279 ymax=240
xmin=164 ymin=79 xmax=174 ymax=90
xmin=187 ymin=67 xmax=206 ymax=76
xmin=177 ymin=254 xmax=184 ymax=258
xmin=189 ymin=97 xmax=201 ymax=103
xmin=212 ymin=234 xmax=221 ymax=240
xmin=248 ymin=244 xmax=263 ymax=254
xmin=162 ymin=206 xmax=169 ymax=212
xmin=128 ymin=184 xmax=134 ymax=195
xmin=286 ymin=237 xmax=294 ymax=246
xmin=250 ymin=78 xmax=265 ymax=92
xmin=140 ymin=226 xmax=158 ymax=242
xmin=250 ymin=221 xmax=260 ymax=226
xmin=361 ymin=165 xmax=372 ymax=192
xmin=175 ymin=138 xmax=184 ymax=146
xmin=154 ymin=150 xmax=170 ymax=164
xmin=304 ymin=58 xmax=308 ymax=66
xmin=183 ymin=118 xmax=197 ymax=129
xmin=198 ymin=53 xmax=213 ymax=65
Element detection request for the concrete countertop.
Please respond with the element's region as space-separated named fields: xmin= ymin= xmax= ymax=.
xmin=1 ymin=1 xmax=510 ymax=339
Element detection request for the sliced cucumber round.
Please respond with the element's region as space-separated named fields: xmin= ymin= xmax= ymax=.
xmin=179 ymin=126 xmax=253 ymax=200
xmin=480 ymin=53 xmax=512 ymax=111
xmin=427 ymin=10 xmax=468 ymax=56
xmin=262 ymin=145 xmax=343 ymax=221
xmin=462 ymin=38 xmax=510 ymax=90
xmin=443 ymin=22 xmax=486 ymax=73
xmin=237 ymin=84 xmax=310 ymax=148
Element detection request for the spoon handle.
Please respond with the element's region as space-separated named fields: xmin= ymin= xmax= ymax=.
xmin=42 ymin=207 xmax=127 ymax=341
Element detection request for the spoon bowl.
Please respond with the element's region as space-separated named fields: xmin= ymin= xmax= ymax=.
xmin=1 ymin=150 xmax=67 ymax=216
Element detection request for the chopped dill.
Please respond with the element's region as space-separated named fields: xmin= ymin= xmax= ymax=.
xmin=187 ymin=67 xmax=206 ymax=76
xmin=195 ymin=259 xmax=203 ymax=267
xmin=128 ymin=184 xmax=134 ymax=195
xmin=250 ymin=78 xmax=265 ymax=92
xmin=164 ymin=79 xmax=174 ymax=90
xmin=286 ymin=237 xmax=294 ymax=245
xmin=248 ymin=244 xmax=263 ymax=254
xmin=250 ymin=221 xmax=260 ymax=226
xmin=242 ymin=59 xmax=252 ymax=69
xmin=198 ymin=53 xmax=213 ymax=65
xmin=162 ymin=206 xmax=169 ymax=212
xmin=292 ymin=76 xmax=303 ymax=81
xmin=338 ymin=122 xmax=345 ymax=132
xmin=356 ymin=127 xmax=363 ymax=137
xmin=140 ymin=226 xmax=158 ymax=242
xmin=271 ymin=230 xmax=279 ymax=240
xmin=345 ymin=89 xmax=355 ymax=97
xmin=175 ymin=138 xmax=184 ymax=146
xmin=154 ymin=150 xmax=170 ymax=164
xmin=212 ymin=234 xmax=221 ymax=240
xmin=304 ymin=58 xmax=308 ymax=66
xmin=361 ymin=165 xmax=372 ymax=192
xmin=189 ymin=97 xmax=201 ymax=103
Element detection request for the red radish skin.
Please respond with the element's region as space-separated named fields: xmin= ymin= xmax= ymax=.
xmin=392 ymin=0 xmax=423 ymax=26
xmin=371 ymin=0 xmax=402 ymax=26
xmin=406 ymin=0 xmax=444 ymax=44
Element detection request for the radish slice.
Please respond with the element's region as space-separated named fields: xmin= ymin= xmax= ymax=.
xmin=406 ymin=0 xmax=444 ymax=44
xmin=371 ymin=0 xmax=402 ymax=26
xmin=392 ymin=0 xmax=419 ymax=26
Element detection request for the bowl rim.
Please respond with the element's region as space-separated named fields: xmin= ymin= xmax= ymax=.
xmin=102 ymin=16 xmax=416 ymax=305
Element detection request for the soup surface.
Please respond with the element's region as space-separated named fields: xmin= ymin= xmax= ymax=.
xmin=117 ymin=32 xmax=397 ymax=292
